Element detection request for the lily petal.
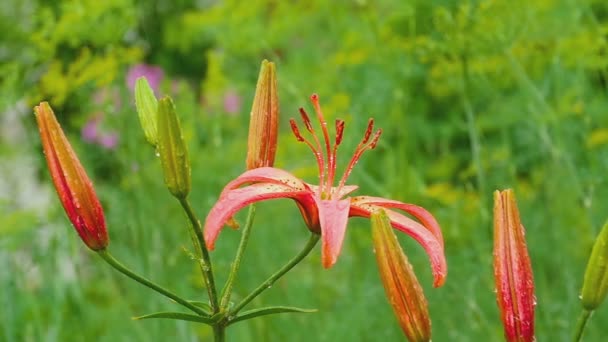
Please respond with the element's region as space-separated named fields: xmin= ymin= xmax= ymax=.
xmin=350 ymin=200 xmax=447 ymax=287
xmin=316 ymin=198 xmax=352 ymax=268
xmin=224 ymin=166 xmax=309 ymax=191
xmin=204 ymin=183 xmax=313 ymax=250
xmin=352 ymin=196 xmax=443 ymax=247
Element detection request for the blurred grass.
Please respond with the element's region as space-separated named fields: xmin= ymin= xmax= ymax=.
xmin=1 ymin=0 xmax=608 ymax=340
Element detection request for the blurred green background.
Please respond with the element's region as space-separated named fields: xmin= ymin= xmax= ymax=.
xmin=1 ymin=0 xmax=608 ymax=340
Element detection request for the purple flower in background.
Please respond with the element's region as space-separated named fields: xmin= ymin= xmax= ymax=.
xmin=81 ymin=114 xmax=119 ymax=150
xmin=98 ymin=133 xmax=119 ymax=150
xmin=81 ymin=116 xmax=100 ymax=143
xmin=223 ymin=89 xmax=241 ymax=114
xmin=126 ymin=63 xmax=164 ymax=95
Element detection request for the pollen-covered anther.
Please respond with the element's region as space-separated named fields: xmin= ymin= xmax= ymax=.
xmin=290 ymin=119 xmax=305 ymax=142
xmin=369 ymin=129 xmax=382 ymax=149
xmin=335 ymin=120 xmax=345 ymax=146
xmin=299 ymin=108 xmax=314 ymax=132
xmin=362 ymin=118 xmax=375 ymax=144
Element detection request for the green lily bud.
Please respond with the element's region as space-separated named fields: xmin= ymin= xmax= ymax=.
xmin=135 ymin=77 xmax=159 ymax=146
xmin=157 ymin=96 xmax=191 ymax=199
xmin=581 ymin=221 xmax=608 ymax=310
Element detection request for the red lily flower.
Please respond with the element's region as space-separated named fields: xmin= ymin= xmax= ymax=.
xmin=204 ymin=94 xmax=446 ymax=287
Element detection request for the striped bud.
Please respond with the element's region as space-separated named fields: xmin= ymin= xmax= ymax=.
xmin=581 ymin=221 xmax=608 ymax=311
xmin=157 ymin=96 xmax=191 ymax=199
xmin=372 ymin=210 xmax=431 ymax=342
xmin=134 ymin=76 xmax=159 ymax=146
xmin=245 ymin=59 xmax=279 ymax=170
xmin=493 ymin=189 xmax=535 ymax=342
xmin=35 ymin=102 xmax=108 ymax=250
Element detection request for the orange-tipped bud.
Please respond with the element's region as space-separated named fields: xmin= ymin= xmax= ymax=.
xmin=35 ymin=102 xmax=108 ymax=251
xmin=245 ymin=59 xmax=279 ymax=170
xmin=371 ymin=210 xmax=431 ymax=342
xmin=493 ymin=189 xmax=535 ymax=342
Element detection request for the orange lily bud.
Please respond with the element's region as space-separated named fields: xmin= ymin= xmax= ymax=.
xmin=245 ymin=59 xmax=278 ymax=170
xmin=34 ymin=102 xmax=108 ymax=251
xmin=371 ymin=210 xmax=431 ymax=342
xmin=493 ymin=189 xmax=535 ymax=342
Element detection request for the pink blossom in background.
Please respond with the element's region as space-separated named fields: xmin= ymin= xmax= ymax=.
xmin=98 ymin=133 xmax=119 ymax=150
xmin=81 ymin=116 xmax=100 ymax=143
xmin=126 ymin=63 xmax=164 ymax=95
xmin=81 ymin=115 xmax=119 ymax=150
xmin=223 ymin=89 xmax=241 ymax=114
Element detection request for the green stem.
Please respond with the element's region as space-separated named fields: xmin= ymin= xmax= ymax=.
xmin=178 ymin=198 xmax=219 ymax=313
xmin=220 ymin=205 xmax=257 ymax=308
xmin=213 ymin=325 xmax=225 ymax=342
xmin=97 ymin=250 xmax=207 ymax=316
xmin=229 ymin=233 xmax=320 ymax=316
xmin=573 ymin=309 xmax=592 ymax=342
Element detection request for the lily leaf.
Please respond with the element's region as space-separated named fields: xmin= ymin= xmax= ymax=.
xmin=188 ymin=300 xmax=212 ymax=313
xmin=228 ymin=306 xmax=317 ymax=326
xmin=133 ymin=311 xmax=215 ymax=325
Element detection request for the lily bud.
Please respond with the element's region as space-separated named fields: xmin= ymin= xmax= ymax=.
xmin=157 ymin=96 xmax=191 ymax=199
xmin=371 ymin=210 xmax=431 ymax=342
xmin=134 ymin=76 xmax=159 ymax=146
xmin=245 ymin=59 xmax=279 ymax=170
xmin=493 ymin=189 xmax=535 ymax=342
xmin=34 ymin=102 xmax=108 ymax=251
xmin=581 ymin=221 xmax=608 ymax=311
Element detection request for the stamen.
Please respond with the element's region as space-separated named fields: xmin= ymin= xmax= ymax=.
xmin=327 ymin=119 xmax=345 ymax=195
xmin=335 ymin=120 xmax=345 ymax=146
xmin=361 ymin=119 xmax=374 ymax=144
xmin=299 ymin=108 xmax=314 ymax=133
xmin=336 ymin=122 xmax=383 ymax=191
xmin=289 ymin=119 xmax=305 ymax=142
xmin=290 ymin=118 xmax=325 ymax=185
xmin=310 ymin=94 xmax=334 ymax=194
xmin=369 ymin=129 xmax=382 ymax=149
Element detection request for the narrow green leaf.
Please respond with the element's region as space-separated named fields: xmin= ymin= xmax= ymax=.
xmin=133 ymin=311 xmax=214 ymax=325
xmin=227 ymin=306 xmax=317 ymax=326
xmin=188 ymin=300 xmax=212 ymax=313
xmin=134 ymin=77 xmax=159 ymax=145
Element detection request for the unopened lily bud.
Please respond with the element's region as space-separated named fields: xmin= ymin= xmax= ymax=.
xmin=135 ymin=76 xmax=159 ymax=146
xmin=371 ymin=210 xmax=431 ymax=342
xmin=493 ymin=189 xmax=535 ymax=342
xmin=157 ymin=96 xmax=191 ymax=199
xmin=581 ymin=221 xmax=608 ymax=311
xmin=34 ymin=102 xmax=108 ymax=251
xmin=245 ymin=59 xmax=278 ymax=170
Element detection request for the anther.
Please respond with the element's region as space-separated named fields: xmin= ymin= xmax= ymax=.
xmin=369 ymin=129 xmax=382 ymax=149
xmin=362 ymin=119 xmax=374 ymax=144
xmin=299 ymin=108 xmax=314 ymax=132
xmin=335 ymin=120 xmax=345 ymax=146
xmin=289 ymin=119 xmax=305 ymax=142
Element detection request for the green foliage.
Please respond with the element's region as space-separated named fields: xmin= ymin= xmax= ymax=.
xmin=3 ymin=0 xmax=608 ymax=341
